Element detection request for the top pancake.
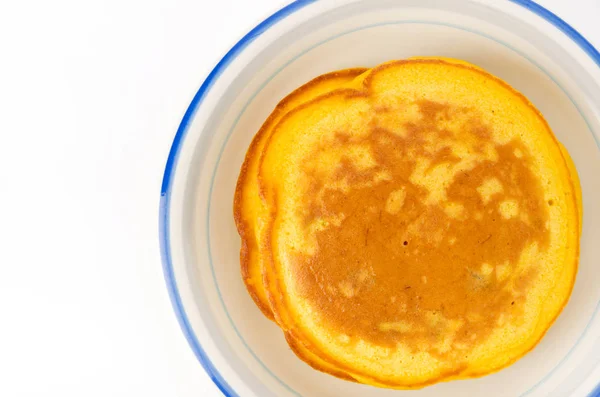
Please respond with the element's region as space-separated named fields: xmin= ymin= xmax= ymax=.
xmin=257 ymin=59 xmax=580 ymax=387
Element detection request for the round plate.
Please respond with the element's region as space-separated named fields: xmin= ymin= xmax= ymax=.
xmin=160 ymin=1 xmax=600 ymax=396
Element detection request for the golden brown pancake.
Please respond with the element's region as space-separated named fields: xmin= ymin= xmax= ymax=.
xmin=256 ymin=59 xmax=580 ymax=388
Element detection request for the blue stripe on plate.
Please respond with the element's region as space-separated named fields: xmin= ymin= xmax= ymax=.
xmin=160 ymin=1 xmax=600 ymax=396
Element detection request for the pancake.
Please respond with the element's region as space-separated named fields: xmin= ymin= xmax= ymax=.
xmin=234 ymin=68 xmax=368 ymax=321
xmin=257 ymin=59 xmax=580 ymax=387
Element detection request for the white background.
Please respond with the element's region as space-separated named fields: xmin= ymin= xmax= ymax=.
xmin=0 ymin=0 xmax=598 ymax=396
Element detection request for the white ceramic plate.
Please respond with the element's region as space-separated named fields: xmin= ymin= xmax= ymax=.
xmin=159 ymin=1 xmax=600 ymax=396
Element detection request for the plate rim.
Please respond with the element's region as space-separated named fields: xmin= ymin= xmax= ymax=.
xmin=158 ymin=1 xmax=600 ymax=396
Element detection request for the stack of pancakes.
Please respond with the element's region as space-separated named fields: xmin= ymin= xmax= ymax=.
xmin=234 ymin=58 xmax=581 ymax=388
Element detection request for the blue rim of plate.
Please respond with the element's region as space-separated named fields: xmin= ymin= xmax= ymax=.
xmin=159 ymin=1 xmax=600 ymax=396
